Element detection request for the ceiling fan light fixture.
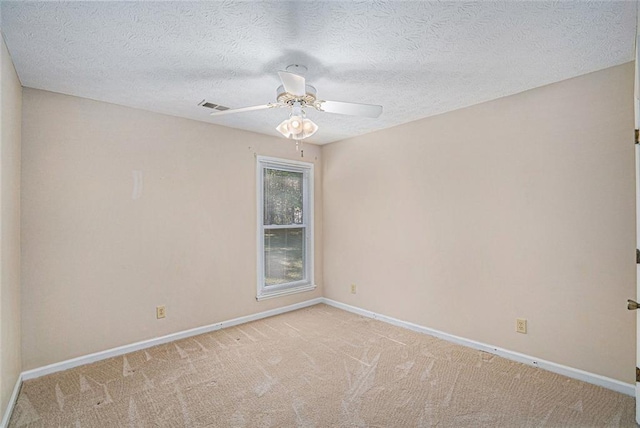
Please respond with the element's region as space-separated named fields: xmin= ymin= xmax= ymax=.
xmin=276 ymin=116 xmax=318 ymax=140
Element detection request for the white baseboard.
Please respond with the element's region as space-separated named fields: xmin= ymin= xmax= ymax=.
xmin=0 ymin=373 xmax=22 ymax=428
xmin=321 ymin=298 xmax=635 ymax=397
xmin=15 ymin=295 xmax=634 ymax=407
xmin=22 ymin=297 xmax=323 ymax=381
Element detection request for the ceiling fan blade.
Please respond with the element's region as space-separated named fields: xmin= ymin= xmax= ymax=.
xmin=278 ymin=71 xmax=306 ymax=96
xmin=210 ymin=104 xmax=275 ymax=116
xmin=316 ymin=100 xmax=383 ymax=118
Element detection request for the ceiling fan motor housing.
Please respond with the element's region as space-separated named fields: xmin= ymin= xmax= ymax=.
xmin=276 ymin=84 xmax=317 ymax=106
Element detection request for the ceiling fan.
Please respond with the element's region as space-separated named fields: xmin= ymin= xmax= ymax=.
xmin=209 ymin=65 xmax=383 ymax=140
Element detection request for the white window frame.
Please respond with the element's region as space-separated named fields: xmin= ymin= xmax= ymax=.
xmin=256 ymin=156 xmax=315 ymax=300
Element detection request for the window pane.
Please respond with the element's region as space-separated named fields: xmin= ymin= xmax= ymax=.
xmin=264 ymin=168 xmax=303 ymax=225
xmin=264 ymin=228 xmax=305 ymax=286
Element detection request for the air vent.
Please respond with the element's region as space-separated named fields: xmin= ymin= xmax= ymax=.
xmin=198 ymin=100 xmax=229 ymax=111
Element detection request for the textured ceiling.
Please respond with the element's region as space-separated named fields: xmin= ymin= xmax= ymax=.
xmin=1 ymin=1 xmax=637 ymax=145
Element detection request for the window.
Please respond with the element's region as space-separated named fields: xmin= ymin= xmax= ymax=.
xmin=257 ymin=156 xmax=314 ymax=300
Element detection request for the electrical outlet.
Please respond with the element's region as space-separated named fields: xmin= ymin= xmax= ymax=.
xmin=350 ymin=284 xmax=356 ymax=294
xmin=516 ymin=318 xmax=527 ymax=334
xmin=156 ymin=305 xmax=166 ymax=319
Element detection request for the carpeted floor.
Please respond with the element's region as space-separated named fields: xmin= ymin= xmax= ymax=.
xmin=9 ymin=304 xmax=636 ymax=427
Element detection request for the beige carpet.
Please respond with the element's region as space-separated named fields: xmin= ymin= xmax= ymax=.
xmin=9 ymin=304 xmax=636 ymax=427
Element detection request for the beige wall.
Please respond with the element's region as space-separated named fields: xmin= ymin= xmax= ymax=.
xmin=0 ymin=35 xmax=22 ymax=418
xmin=322 ymin=62 xmax=636 ymax=383
xmin=21 ymin=88 xmax=323 ymax=370
xmin=17 ymin=62 xmax=637 ymax=386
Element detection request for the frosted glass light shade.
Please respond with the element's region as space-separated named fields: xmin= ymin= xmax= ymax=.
xmin=276 ymin=120 xmax=292 ymax=138
xmin=288 ymin=115 xmax=304 ymax=135
xmin=301 ymin=118 xmax=318 ymax=137
xmin=276 ymin=116 xmax=318 ymax=140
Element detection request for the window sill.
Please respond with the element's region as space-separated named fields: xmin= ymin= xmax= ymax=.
xmin=256 ymin=283 xmax=317 ymax=301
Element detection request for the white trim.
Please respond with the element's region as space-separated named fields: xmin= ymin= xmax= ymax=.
xmin=13 ymin=295 xmax=633 ymax=413
xmin=637 ymin=382 xmax=640 ymax=424
xmin=0 ymin=373 xmax=22 ymax=428
xmin=635 ymin=14 xmax=640 ymax=424
xmin=256 ymin=155 xmax=314 ymax=300
xmin=21 ymin=297 xmax=323 ymax=381
xmin=321 ymin=298 xmax=635 ymax=397
xmin=256 ymin=283 xmax=317 ymax=301
xmin=263 ymin=224 xmax=309 ymax=230
xmin=256 ymin=155 xmax=313 ymax=169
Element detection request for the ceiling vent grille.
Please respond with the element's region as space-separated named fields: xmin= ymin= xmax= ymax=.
xmin=198 ymin=100 xmax=229 ymax=111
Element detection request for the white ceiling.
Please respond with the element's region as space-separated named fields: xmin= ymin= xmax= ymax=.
xmin=1 ymin=1 xmax=637 ymax=145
